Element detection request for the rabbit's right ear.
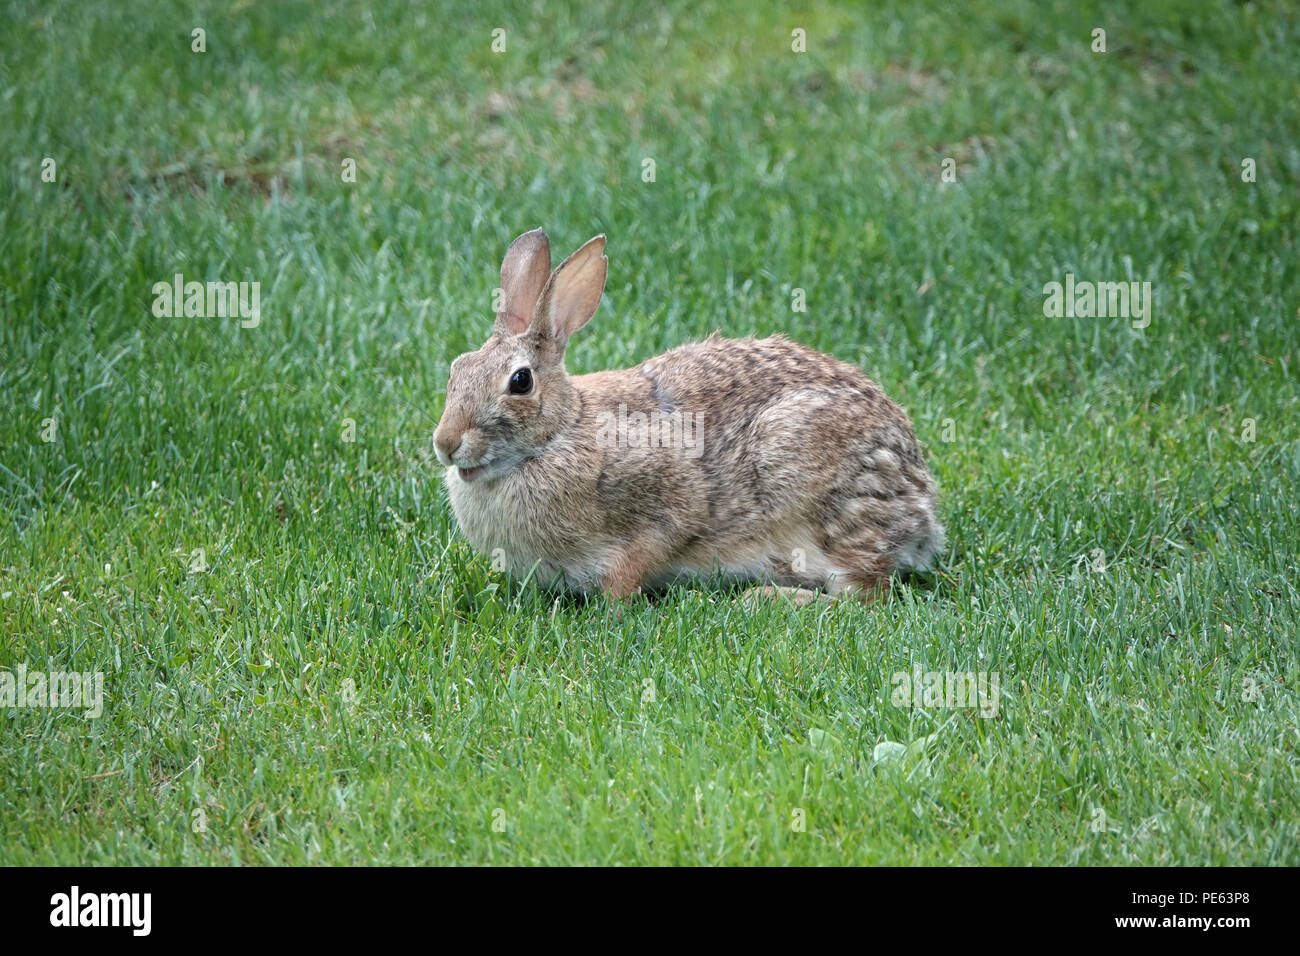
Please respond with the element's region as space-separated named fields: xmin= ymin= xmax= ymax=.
xmin=494 ymin=228 xmax=551 ymax=336
xmin=533 ymin=234 xmax=607 ymax=350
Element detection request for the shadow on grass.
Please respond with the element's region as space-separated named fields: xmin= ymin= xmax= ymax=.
xmin=489 ymin=565 xmax=949 ymax=616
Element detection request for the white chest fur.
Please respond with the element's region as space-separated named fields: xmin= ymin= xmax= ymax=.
xmin=445 ymin=467 xmax=604 ymax=591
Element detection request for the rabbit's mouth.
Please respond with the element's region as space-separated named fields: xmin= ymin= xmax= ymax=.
xmin=455 ymin=451 xmax=528 ymax=484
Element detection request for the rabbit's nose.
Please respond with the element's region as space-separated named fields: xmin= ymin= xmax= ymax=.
xmin=434 ymin=428 xmax=461 ymax=463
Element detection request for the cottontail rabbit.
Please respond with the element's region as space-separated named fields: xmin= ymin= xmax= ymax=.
xmin=434 ymin=229 xmax=943 ymax=604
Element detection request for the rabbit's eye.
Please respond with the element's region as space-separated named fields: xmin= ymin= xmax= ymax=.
xmin=508 ymin=368 xmax=533 ymax=395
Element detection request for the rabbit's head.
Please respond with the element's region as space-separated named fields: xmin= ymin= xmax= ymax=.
xmin=434 ymin=229 xmax=607 ymax=484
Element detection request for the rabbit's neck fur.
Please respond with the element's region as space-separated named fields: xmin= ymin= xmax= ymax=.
xmin=445 ymin=425 xmax=606 ymax=592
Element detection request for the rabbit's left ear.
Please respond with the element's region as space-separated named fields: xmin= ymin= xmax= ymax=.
xmin=533 ymin=235 xmax=606 ymax=348
xmin=495 ymin=228 xmax=551 ymax=336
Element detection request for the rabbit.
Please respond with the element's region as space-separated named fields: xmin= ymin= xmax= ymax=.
xmin=433 ymin=228 xmax=944 ymax=605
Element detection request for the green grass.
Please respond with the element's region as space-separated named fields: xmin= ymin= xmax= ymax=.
xmin=2 ymin=0 xmax=1297 ymax=864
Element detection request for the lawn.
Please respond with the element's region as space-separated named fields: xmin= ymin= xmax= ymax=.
xmin=1 ymin=0 xmax=1297 ymax=864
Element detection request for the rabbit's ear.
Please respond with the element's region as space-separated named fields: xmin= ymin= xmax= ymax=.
xmin=494 ymin=228 xmax=551 ymax=336
xmin=534 ymin=234 xmax=607 ymax=347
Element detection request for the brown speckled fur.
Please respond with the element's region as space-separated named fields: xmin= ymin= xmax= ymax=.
xmin=433 ymin=229 xmax=944 ymax=603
